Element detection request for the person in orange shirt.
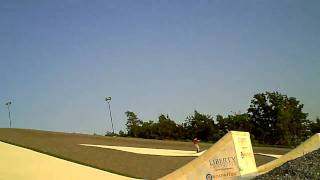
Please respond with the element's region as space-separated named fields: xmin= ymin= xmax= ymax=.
xmin=192 ymin=137 xmax=201 ymax=153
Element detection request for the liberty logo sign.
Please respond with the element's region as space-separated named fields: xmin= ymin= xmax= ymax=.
xmin=209 ymin=156 xmax=236 ymax=169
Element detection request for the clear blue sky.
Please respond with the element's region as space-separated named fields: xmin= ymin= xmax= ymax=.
xmin=1 ymin=0 xmax=319 ymax=134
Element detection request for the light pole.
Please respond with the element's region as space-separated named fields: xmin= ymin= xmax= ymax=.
xmin=105 ymin=97 xmax=114 ymax=134
xmin=5 ymin=101 xmax=12 ymax=128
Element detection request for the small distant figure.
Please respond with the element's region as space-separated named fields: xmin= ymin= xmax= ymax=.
xmin=193 ymin=137 xmax=201 ymax=153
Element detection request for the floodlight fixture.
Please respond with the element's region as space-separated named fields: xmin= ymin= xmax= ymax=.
xmin=105 ymin=97 xmax=112 ymax=102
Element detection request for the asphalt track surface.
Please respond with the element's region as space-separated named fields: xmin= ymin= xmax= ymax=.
xmin=0 ymin=128 xmax=291 ymax=179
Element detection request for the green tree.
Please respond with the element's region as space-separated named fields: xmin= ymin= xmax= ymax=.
xmin=125 ymin=111 xmax=143 ymax=137
xmin=157 ymin=114 xmax=179 ymax=139
xmin=118 ymin=130 xmax=126 ymax=137
xmin=184 ymin=111 xmax=219 ymax=141
xmin=248 ymin=91 xmax=308 ymax=145
xmin=139 ymin=121 xmax=154 ymax=138
xmin=217 ymin=113 xmax=251 ymax=137
xmin=310 ymin=117 xmax=320 ymax=134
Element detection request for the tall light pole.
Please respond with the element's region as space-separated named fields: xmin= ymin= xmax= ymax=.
xmin=105 ymin=97 xmax=114 ymax=134
xmin=5 ymin=101 xmax=12 ymax=128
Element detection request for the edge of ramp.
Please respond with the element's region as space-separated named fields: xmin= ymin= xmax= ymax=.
xmin=257 ymin=133 xmax=320 ymax=174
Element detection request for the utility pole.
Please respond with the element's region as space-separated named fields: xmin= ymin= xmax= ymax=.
xmin=105 ymin=97 xmax=114 ymax=134
xmin=5 ymin=101 xmax=12 ymax=128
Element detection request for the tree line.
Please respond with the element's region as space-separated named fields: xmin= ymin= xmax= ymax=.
xmin=116 ymin=91 xmax=319 ymax=146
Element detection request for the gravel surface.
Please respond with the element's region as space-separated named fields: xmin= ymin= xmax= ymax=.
xmin=255 ymin=148 xmax=320 ymax=180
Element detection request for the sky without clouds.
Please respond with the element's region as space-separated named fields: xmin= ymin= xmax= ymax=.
xmin=0 ymin=0 xmax=319 ymax=134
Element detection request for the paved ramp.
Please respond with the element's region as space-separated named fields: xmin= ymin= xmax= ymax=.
xmin=257 ymin=133 xmax=320 ymax=174
xmin=161 ymin=131 xmax=258 ymax=180
xmin=0 ymin=141 xmax=138 ymax=180
xmin=80 ymin=144 xmax=206 ymax=157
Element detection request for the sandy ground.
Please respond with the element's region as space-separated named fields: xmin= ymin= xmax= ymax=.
xmin=80 ymin=144 xmax=206 ymax=156
xmin=0 ymin=141 xmax=138 ymax=180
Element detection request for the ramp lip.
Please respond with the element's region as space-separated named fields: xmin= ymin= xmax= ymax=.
xmin=257 ymin=133 xmax=320 ymax=174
